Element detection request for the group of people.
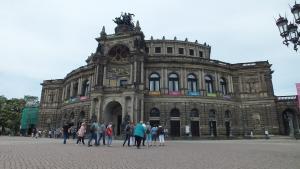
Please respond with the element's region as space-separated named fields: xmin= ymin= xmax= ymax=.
xmin=62 ymin=121 xmax=166 ymax=149
xmin=123 ymin=121 xmax=166 ymax=148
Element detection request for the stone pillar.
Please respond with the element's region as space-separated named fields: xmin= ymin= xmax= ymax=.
xmin=141 ymin=98 xmax=144 ymax=121
xmin=134 ymin=61 xmax=137 ymax=83
xmin=215 ymin=72 xmax=219 ymax=93
xmin=61 ymin=88 xmax=65 ymax=102
xmin=130 ymin=64 xmax=133 ymax=84
xmin=198 ymin=70 xmax=203 ymax=90
xmin=70 ymin=82 xmax=74 ymax=97
xmin=103 ymin=66 xmax=107 ymax=86
xmin=141 ymin=62 xmax=144 ymax=84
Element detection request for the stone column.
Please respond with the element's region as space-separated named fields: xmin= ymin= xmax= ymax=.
xmin=164 ymin=68 xmax=168 ymax=94
xmin=70 ymin=82 xmax=74 ymax=97
xmin=134 ymin=61 xmax=137 ymax=83
xmin=62 ymin=88 xmax=65 ymax=101
xmin=103 ymin=66 xmax=107 ymax=86
xmin=141 ymin=62 xmax=144 ymax=84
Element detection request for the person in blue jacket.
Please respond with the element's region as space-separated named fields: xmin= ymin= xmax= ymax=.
xmin=134 ymin=121 xmax=145 ymax=149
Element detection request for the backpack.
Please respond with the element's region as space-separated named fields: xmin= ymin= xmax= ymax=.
xmin=146 ymin=126 xmax=151 ymax=134
xmin=106 ymin=127 xmax=112 ymax=136
xmin=90 ymin=124 xmax=96 ymax=132
xmin=125 ymin=125 xmax=130 ymax=132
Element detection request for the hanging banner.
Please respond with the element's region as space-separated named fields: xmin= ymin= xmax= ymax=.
xmin=296 ymin=83 xmax=300 ymax=110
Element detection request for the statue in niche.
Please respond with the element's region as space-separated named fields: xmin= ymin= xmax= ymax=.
xmin=96 ymin=43 xmax=103 ymax=55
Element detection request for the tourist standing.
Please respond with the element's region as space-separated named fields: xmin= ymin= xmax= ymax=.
xmin=158 ymin=126 xmax=165 ymax=146
xmin=151 ymin=125 xmax=158 ymax=146
xmin=130 ymin=122 xmax=135 ymax=146
xmin=62 ymin=123 xmax=69 ymax=144
xmin=145 ymin=122 xmax=152 ymax=147
xmin=106 ymin=122 xmax=113 ymax=146
xmin=97 ymin=122 xmax=106 ymax=145
xmin=134 ymin=121 xmax=145 ymax=149
xmin=76 ymin=122 xmax=86 ymax=145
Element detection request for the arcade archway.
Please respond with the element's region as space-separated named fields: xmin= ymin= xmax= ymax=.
xmin=104 ymin=101 xmax=122 ymax=136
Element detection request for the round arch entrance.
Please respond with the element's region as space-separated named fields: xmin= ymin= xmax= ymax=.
xmin=282 ymin=109 xmax=298 ymax=136
xmin=104 ymin=101 xmax=122 ymax=136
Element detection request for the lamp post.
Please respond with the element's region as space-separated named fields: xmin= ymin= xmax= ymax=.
xmin=276 ymin=1 xmax=300 ymax=51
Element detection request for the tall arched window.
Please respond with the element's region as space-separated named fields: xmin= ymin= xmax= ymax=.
xmin=170 ymin=108 xmax=180 ymax=117
xmin=209 ymin=109 xmax=216 ymax=119
xmin=169 ymin=73 xmax=179 ymax=92
xmin=187 ymin=74 xmax=197 ymax=92
xmin=220 ymin=77 xmax=227 ymax=95
xmin=225 ymin=110 xmax=231 ymax=118
xmin=81 ymin=80 xmax=90 ymax=96
xmin=205 ymin=75 xmax=213 ymax=93
xmin=79 ymin=111 xmax=85 ymax=119
xmin=72 ymin=82 xmax=78 ymax=97
xmin=149 ymin=73 xmax=160 ymax=91
xmin=150 ymin=108 xmax=160 ymax=117
xmin=190 ymin=109 xmax=199 ymax=117
xmin=66 ymin=85 xmax=71 ymax=98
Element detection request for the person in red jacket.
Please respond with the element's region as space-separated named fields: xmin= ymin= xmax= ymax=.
xmin=106 ymin=122 xmax=113 ymax=147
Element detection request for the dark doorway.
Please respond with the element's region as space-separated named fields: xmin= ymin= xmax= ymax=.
xmin=170 ymin=121 xmax=180 ymax=137
xmin=225 ymin=121 xmax=230 ymax=137
xmin=104 ymin=101 xmax=122 ymax=136
xmin=150 ymin=120 xmax=160 ymax=127
xmin=209 ymin=121 xmax=217 ymax=136
xmin=282 ymin=110 xmax=296 ymax=136
xmin=117 ymin=115 xmax=122 ymax=136
xmin=191 ymin=121 xmax=200 ymax=136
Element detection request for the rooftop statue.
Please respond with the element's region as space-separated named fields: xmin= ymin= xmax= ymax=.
xmin=113 ymin=12 xmax=135 ymax=27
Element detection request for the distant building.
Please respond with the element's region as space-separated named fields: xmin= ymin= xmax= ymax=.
xmin=20 ymin=96 xmax=39 ymax=135
xmin=39 ymin=14 xmax=299 ymax=138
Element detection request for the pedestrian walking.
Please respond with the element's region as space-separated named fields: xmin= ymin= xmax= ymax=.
xmin=97 ymin=122 xmax=106 ymax=145
xmin=134 ymin=121 xmax=145 ymax=149
xmin=123 ymin=121 xmax=131 ymax=147
xmin=76 ymin=122 xmax=86 ymax=145
xmin=88 ymin=121 xmax=98 ymax=147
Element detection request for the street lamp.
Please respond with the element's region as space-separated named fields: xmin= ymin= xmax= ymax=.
xmin=276 ymin=1 xmax=300 ymax=51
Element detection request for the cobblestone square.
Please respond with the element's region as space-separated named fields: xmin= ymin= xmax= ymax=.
xmin=0 ymin=137 xmax=299 ymax=169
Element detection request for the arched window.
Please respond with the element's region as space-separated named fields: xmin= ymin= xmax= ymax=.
xmin=66 ymin=85 xmax=71 ymax=98
xmin=190 ymin=109 xmax=199 ymax=117
xmin=220 ymin=77 xmax=227 ymax=95
xmin=79 ymin=111 xmax=85 ymax=119
xmin=150 ymin=108 xmax=160 ymax=117
xmin=187 ymin=74 xmax=197 ymax=92
xmin=170 ymin=108 xmax=180 ymax=117
xmin=149 ymin=73 xmax=160 ymax=91
xmin=209 ymin=109 xmax=216 ymax=118
xmin=205 ymin=75 xmax=213 ymax=93
xmin=81 ymin=80 xmax=90 ymax=96
xmin=72 ymin=82 xmax=78 ymax=97
xmin=225 ymin=110 xmax=231 ymax=118
xmin=70 ymin=112 xmax=75 ymax=119
xmin=169 ymin=73 xmax=179 ymax=92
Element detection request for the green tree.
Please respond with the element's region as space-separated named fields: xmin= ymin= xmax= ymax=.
xmin=0 ymin=95 xmax=25 ymax=135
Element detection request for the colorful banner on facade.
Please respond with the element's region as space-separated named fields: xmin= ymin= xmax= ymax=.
xmin=187 ymin=91 xmax=200 ymax=96
xmin=296 ymin=83 xmax=300 ymax=110
xmin=169 ymin=91 xmax=181 ymax=96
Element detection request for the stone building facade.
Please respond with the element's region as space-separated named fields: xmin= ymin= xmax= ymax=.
xmin=39 ymin=14 xmax=300 ymax=138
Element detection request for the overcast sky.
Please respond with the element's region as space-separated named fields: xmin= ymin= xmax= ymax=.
xmin=0 ymin=0 xmax=299 ymax=99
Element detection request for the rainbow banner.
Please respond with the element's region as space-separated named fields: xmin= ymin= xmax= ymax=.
xmin=297 ymin=83 xmax=300 ymax=110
